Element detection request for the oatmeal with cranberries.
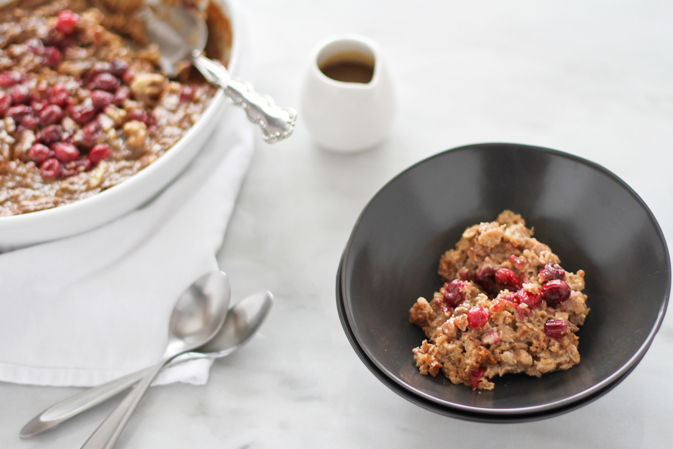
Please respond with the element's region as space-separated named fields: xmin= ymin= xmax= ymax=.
xmin=409 ymin=211 xmax=589 ymax=390
xmin=0 ymin=0 xmax=231 ymax=216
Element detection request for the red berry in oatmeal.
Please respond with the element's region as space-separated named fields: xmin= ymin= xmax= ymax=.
xmin=540 ymin=280 xmax=572 ymax=306
xmin=56 ymin=10 xmax=79 ymax=35
xmin=495 ymin=267 xmax=521 ymax=290
xmin=52 ymin=142 xmax=80 ymax=162
xmin=40 ymin=158 xmax=61 ymax=179
xmin=410 ymin=211 xmax=589 ymax=390
xmin=467 ymin=306 xmax=490 ymax=329
xmin=539 ymin=263 xmax=566 ymax=282
xmin=442 ymin=280 xmax=468 ymax=308
xmin=544 ymin=319 xmax=569 ymax=339
xmin=88 ymin=144 xmax=111 ymax=165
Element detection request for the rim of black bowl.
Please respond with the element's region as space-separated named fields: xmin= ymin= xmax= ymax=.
xmin=339 ymin=142 xmax=671 ymax=416
xmin=336 ymin=262 xmax=640 ymax=423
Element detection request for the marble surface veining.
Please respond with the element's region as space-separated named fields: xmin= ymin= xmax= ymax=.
xmin=1 ymin=0 xmax=672 ymax=447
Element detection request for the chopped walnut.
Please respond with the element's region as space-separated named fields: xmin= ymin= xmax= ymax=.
xmin=130 ymin=73 xmax=166 ymax=99
xmin=123 ymin=120 xmax=147 ymax=151
xmin=104 ymin=105 xmax=128 ymax=125
xmin=88 ymin=160 xmax=109 ymax=189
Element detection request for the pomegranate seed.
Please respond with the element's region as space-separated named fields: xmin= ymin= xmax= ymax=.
xmin=40 ymin=158 xmax=61 ymax=179
xmin=467 ymin=306 xmax=490 ymax=329
xmin=68 ymin=103 xmax=96 ymax=125
xmin=79 ymin=120 xmax=102 ymax=148
xmin=540 ymin=280 xmax=571 ymax=306
xmin=29 ymin=143 xmax=52 ymax=164
xmin=469 ymin=367 xmax=486 ymax=390
xmin=88 ymin=73 xmax=119 ymax=93
xmin=48 ymin=84 xmax=71 ymax=107
xmin=88 ymin=144 xmax=111 ymax=164
xmin=481 ymin=328 xmax=500 ymax=345
xmin=0 ymin=72 xmax=21 ymax=87
xmin=91 ymin=90 xmax=114 ymax=109
xmin=113 ymin=86 xmax=130 ymax=106
xmin=6 ymin=105 xmax=33 ymax=122
xmin=42 ymin=47 xmax=63 ymax=68
xmin=544 ymin=319 xmax=569 ymax=339
xmin=442 ymin=280 xmax=468 ymax=308
xmin=38 ymin=124 xmax=63 ymax=145
xmin=10 ymin=84 xmax=31 ymax=105
xmin=39 ymin=104 xmax=64 ymax=126
xmin=0 ymin=92 xmax=11 ymax=117
xmin=110 ymin=58 xmax=128 ymax=77
xmin=19 ymin=115 xmax=39 ymax=130
xmin=539 ymin=263 xmax=565 ymax=282
xmin=56 ymin=10 xmax=79 ymax=35
xmin=495 ymin=268 xmax=521 ymax=290
xmin=52 ymin=142 xmax=80 ymax=162
xmin=509 ymin=255 xmax=525 ymax=269
xmin=514 ymin=288 xmax=541 ymax=309
xmin=179 ymin=86 xmax=194 ymax=102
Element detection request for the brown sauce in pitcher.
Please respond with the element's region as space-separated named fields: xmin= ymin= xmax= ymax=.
xmin=319 ymin=51 xmax=375 ymax=84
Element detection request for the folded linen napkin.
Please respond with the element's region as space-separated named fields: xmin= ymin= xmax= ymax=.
xmin=0 ymin=50 xmax=255 ymax=387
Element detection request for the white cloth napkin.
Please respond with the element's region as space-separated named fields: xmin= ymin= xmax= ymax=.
xmin=0 ymin=57 xmax=255 ymax=387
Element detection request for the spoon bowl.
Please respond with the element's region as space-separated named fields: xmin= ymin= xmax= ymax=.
xmin=198 ymin=290 xmax=273 ymax=355
xmin=80 ymin=270 xmax=231 ymax=448
xmin=140 ymin=4 xmax=296 ymax=143
xmin=141 ymin=4 xmax=207 ymax=77
xmin=165 ymin=272 xmax=231 ymax=355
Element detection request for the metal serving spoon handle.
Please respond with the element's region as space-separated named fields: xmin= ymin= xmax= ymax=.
xmin=190 ymin=52 xmax=297 ymax=143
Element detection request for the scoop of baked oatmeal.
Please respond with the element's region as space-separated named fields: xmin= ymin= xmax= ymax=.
xmin=409 ymin=210 xmax=589 ymax=390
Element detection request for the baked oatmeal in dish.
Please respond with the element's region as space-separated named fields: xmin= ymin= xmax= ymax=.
xmin=409 ymin=211 xmax=590 ymax=390
xmin=0 ymin=0 xmax=231 ymax=216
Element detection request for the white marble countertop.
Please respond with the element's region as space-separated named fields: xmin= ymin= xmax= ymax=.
xmin=2 ymin=0 xmax=673 ymax=447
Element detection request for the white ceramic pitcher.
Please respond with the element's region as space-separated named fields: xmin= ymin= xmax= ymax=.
xmin=301 ymin=34 xmax=396 ymax=153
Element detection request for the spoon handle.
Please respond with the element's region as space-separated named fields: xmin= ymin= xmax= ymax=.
xmin=19 ymin=367 xmax=151 ymax=438
xmin=191 ymin=52 xmax=297 ymax=144
xmin=19 ymin=353 xmax=209 ymax=438
xmin=80 ymin=357 xmax=169 ymax=449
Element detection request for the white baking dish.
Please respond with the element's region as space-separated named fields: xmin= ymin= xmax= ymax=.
xmin=0 ymin=0 xmax=242 ymax=250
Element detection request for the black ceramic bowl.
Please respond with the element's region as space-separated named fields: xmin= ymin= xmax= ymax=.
xmin=338 ymin=143 xmax=670 ymax=420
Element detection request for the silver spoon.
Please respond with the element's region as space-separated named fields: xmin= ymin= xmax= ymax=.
xmin=140 ymin=4 xmax=297 ymax=143
xmin=19 ymin=290 xmax=272 ymax=438
xmin=77 ymin=270 xmax=231 ymax=449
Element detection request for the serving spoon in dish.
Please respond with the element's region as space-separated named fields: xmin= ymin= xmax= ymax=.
xmin=140 ymin=4 xmax=297 ymax=143
xmin=74 ymin=270 xmax=230 ymax=449
xmin=19 ymin=290 xmax=273 ymax=438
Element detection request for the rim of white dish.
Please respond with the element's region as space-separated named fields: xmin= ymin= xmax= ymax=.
xmin=0 ymin=0 xmax=241 ymax=231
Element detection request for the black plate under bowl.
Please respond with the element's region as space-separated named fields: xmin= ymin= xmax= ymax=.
xmin=339 ymin=142 xmax=670 ymax=417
